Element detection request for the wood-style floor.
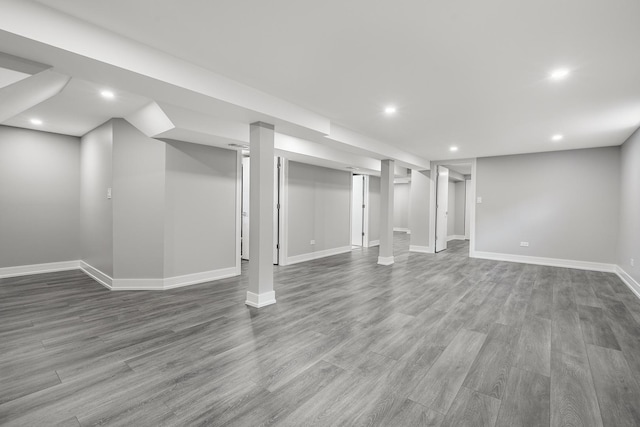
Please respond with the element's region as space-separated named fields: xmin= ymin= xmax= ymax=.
xmin=2 ymin=234 xmax=640 ymax=426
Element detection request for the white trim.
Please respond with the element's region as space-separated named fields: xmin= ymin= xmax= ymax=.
xmin=472 ymin=251 xmax=616 ymax=272
xmin=409 ymin=245 xmax=434 ymax=254
xmin=368 ymin=239 xmax=380 ymax=247
xmin=447 ymin=235 xmax=465 ymax=242
xmin=0 ymin=260 xmax=81 ymax=278
xmin=363 ymin=175 xmax=370 ymax=247
xmin=80 ymin=261 xmax=113 ymax=289
xmin=245 ymin=290 xmax=276 ymax=308
xmin=164 ymin=266 xmax=239 ymax=289
xmin=81 ymin=261 xmax=238 ymax=291
xmin=286 ymin=245 xmax=352 ymax=265
xmin=377 ymin=256 xmax=395 ymax=265
xmin=394 ymin=227 xmax=410 ymax=234
xmin=615 ymin=266 xmax=640 ymax=300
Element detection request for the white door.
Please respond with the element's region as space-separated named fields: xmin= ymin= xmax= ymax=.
xmin=241 ymin=157 xmax=250 ymax=260
xmin=435 ymin=166 xmax=449 ymax=252
xmin=351 ymin=175 xmax=364 ymax=246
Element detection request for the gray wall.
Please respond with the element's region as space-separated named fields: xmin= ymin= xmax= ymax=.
xmin=81 ymin=121 xmax=114 ymax=276
xmin=164 ymin=140 xmax=238 ymax=276
xmin=454 ymin=181 xmax=466 ymax=236
xmin=368 ymin=175 xmax=381 ymax=244
xmin=618 ymin=128 xmax=640 ymax=283
xmin=288 ymin=161 xmax=351 ymax=256
xmin=0 ymin=126 xmax=80 ymax=268
xmin=476 ymin=147 xmax=620 ymax=263
xmin=393 ymin=183 xmax=410 ymax=229
xmin=409 ymin=170 xmax=431 ymax=248
xmin=112 ymin=120 xmax=165 ymax=279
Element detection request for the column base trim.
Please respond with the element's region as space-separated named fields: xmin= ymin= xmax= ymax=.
xmin=246 ymin=290 xmax=276 ymax=308
xmin=409 ymin=245 xmax=434 ymax=254
xmin=377 ymin=256 xmax=395 ymax=266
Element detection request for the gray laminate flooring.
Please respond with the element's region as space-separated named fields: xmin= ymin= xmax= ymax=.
xmin=2 ymin=233 xmax=640 ymax=426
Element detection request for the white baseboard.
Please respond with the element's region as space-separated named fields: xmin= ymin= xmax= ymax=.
xmin=394 ymin=228 xmax=410 ymax=234
xmin=377 ymin=256 xmax=395 ymax=265
xmin=472 ymin=251 xmax=616 ymax=273
xmin=616 ymin=266 xmax=640 ymax=300
xmin=409 ymin=245 xmax=434 ymax=254
xmin=368 ymin=240 xmax=380 ymax=247
xmin=0 ymin=260 xmax=81 ymax=279
xmin=80 ymin=261 xmax=113 ymax=289
xmin=245 ymin=290 xmax=276 ymax=308
xmin=447 ymin=235 xmax=466 ymax=242
xmin=286 ymin=246 xmax=352 ymax=265
xmin=81 ymin=262 xmax=238 ymax=291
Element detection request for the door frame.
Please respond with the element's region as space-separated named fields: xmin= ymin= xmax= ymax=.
xmin=429 ymin=158 xmax=477 ymax=257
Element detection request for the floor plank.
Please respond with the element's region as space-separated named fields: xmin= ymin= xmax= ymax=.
xmin=495 ymin=367 xmax=550 ymax=427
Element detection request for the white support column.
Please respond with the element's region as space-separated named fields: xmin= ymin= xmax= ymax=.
xmin=246 ymin=122 xmax=276 ymax=308
xmin=378 ymin=159 xmax=395 ymax=265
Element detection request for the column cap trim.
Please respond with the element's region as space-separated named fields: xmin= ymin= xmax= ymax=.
xmin=251 ymin=121 xmax=275 ymax=130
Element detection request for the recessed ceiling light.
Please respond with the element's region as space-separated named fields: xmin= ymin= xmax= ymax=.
xmin=551 ymin=134 xmax=564 ymax=141
xmin=549 ymin=68 xmax=570 ymax=80
xmin=384 ymin=106 xmax=397 ymax=114
xmin=100 ymin=90 xmax=115 ymax=99
xmin=450 ymin=146 xmax=459 ymax=152
xmin=30 ymin=118 xmax=43 ymax=125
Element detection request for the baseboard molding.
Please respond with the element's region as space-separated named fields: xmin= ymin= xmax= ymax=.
xmin=368 ymin=240 xmax=380 ymax=247
xmin=80 ymin=261 xmax=113 ymax=289
xmin=0 ymin=260 xmax=81 ymax=279
xmin=286 ymin=246 xmax=352 ymax=265
xmin=447 ymin=235 xmax=466 ymax=242
xmin=409 ymin=245 xmax=434 ymax=254
xmin=377 ymin=256 xmax=395 ymax=265
xmin=615 ymin=266 xmax=640 ymax=300
xmin=245 ymin=290 xmax=276 ymax=308
xmin=81 ymin=262 xmax=238 ymax=291
xmin=394 ymin=228 xmax=410 ymax=234
xmin=472 ymin=251 xmax=616 ymax=273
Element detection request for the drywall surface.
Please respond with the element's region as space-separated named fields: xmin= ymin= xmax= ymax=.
xmin=394 ymin=182 xmax=410 ymax=230
xmin=80 ymin=121 xmax=114 ymax=276
xmin=0 ymin=126 xmax=80 ymax=268
xmin=287 ymin=161 xmax=351 ymax=257
xmin=409 ymin=170 xmax=431 ymax=248
xmin=112 ymin=119 xmax=165 ymax=279
xmin=476 ymin=147 xmax=620 ymax=263
xmin=618 ymin=128 xmax=640 ymax=283
xmin=164 ymin=140 xmax=237 ymax=276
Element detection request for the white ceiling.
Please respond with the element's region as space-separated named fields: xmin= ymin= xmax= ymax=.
xmin=3 ymin=77 xmax=150 ymax=136
xmin=30 ymin=0 xmax=640 ymax=160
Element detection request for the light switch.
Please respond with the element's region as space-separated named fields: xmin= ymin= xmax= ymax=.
xmin=107 ymin=187 xmax=112 ymax=199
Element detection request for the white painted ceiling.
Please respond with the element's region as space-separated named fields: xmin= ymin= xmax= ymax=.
xmin=3 ymin=78 xmax=150 ymax=136
xmin=30 ymin=0 xmax=640 ymax=160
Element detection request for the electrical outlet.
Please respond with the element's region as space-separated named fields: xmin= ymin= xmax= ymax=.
xmin=631 ymin=258 xmax=635 ymax=267
xmin=310 ymin=240 xmax=316 ymax=245
xmin=476 ymin=196 xmax=483 ymax=204
xmin=520 ymin=242 xmax=529 ymax=247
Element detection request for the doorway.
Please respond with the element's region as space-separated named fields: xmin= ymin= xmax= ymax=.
xmin=241 ymin=156 xmax=282 ymax=265
xmin=351 ymin=175 xmax=365 ymax=247
xmin=432 ymin=161 xmax=475 ymax=255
